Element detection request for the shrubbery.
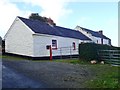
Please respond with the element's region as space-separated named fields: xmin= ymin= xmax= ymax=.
xmin=79 ymin=43 xmax=117 ymax=62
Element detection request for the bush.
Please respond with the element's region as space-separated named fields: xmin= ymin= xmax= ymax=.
xmin=79 ymin=43 xmax=117 ymax=62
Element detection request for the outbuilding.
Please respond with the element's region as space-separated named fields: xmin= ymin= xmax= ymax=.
xmin=75 ymin=25 xmax=111 ymax=45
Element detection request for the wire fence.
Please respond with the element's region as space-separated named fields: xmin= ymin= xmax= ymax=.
xmin=98 ymin=50 xmax=120 ymax=66
xmin=52 ymin=46 xmax=79 ymax=59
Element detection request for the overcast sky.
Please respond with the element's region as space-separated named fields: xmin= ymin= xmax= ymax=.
xmin=0 ymin=0 xmax=118 ymax=46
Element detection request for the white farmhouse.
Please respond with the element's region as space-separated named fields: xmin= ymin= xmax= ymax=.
xmin=75 ymin=26 xmax=111 ymax=45
xmin=4 ymin=17 xmax=91 ymax=59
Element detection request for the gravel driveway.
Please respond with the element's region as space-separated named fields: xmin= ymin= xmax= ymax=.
xmin=3 ymin=59 xmax=95 ymax=88
xmin=2 ymin=65 xmax=47 ymax=88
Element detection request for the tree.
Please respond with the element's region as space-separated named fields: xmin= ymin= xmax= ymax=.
xmin=29 ymin=13 xmax=45 ymax=22
xmin=29 ymin=13 xmax=56 ymax=26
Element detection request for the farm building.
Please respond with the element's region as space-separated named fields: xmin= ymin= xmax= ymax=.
xmin=75 ymin=25 xmax=111 ymax=45
xmin=4 ymin=16 xmax=91 ymax=59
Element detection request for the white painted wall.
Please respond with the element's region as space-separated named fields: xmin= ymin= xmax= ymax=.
xmin=4 ymin=17 xmax=34 ymax=56
xmin=92 ymin=37 xmax=101 ymax=44
xmin=33 ymin=34 xmax=51 ymax=57
xmin=33 ymin=34 xmax=82 ymax=57
xmin=52 ymin=36 xmax=79 ymax=56
xmin=75 ymin=27 xmax=100 ymax=44
xmin=103 ymin=39 xmax=109 ymax=45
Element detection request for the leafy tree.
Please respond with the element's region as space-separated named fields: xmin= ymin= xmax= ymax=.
xmin=29 ymin=13 xmax=56 ymax=26
xmin=29 ymin=13 xmax=45 ymax=22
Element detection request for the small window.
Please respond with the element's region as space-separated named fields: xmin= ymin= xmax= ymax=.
xmin=97 ymin=40 xmax=98 ymax=43
xmin=52 ymin=40 xmax=57 ymax=49
xmin=73 ymin=42 xmax=76 ymax=50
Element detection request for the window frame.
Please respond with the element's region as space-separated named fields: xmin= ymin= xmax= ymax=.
xmin=52 ymin=39 xmax=57 ymax=50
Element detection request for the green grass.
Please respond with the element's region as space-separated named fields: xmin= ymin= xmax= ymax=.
xmin=53 ymin=59 xmax=120 ymax=89
xmin=53 ymin=59 xmax=90 ymax=64
xmin=85 ymin=65 xmax=120 ymax=88
xmin=2 ymin=55 xmax=28 ymax=60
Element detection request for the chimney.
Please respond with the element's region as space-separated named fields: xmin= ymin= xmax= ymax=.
xmin=47 ymin=17 xmax=56 ymax=26
xmin=98 ymin=30 xmax=103 ymax=35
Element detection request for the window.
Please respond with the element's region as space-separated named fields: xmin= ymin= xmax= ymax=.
xmin=73 ymin=42 xmax=76 ymax=50
xmin=97 ymin=40 xmax=98 ymax=43
xmin=101 ymin=38 xmax=103 ymax=44
xmin=52 ymin=39 xmax=57 ymax=49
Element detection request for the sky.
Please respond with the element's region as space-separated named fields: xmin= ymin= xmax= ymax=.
xmin=0 ymin=0 xmax=118 ymax=46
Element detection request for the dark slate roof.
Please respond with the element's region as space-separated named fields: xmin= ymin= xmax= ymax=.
xmin=18 ymin=17 xmax=91 ymax=40
xmin=80 ymin=27 xmax=110 ymax=40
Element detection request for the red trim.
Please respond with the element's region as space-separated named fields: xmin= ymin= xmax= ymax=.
xmin=49 ymin=45 xmax=52 ymax=60
xmin=52 ymin=48 xmax=58 ymax=50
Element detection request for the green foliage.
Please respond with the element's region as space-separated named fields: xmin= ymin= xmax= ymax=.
xmin=79 ymin=43 xmax=117 ymax=61
xmin=54 ymin=59 xmax=119 ymax=88
xmin=29 ymin=13 xmax=56 ymax=25
xmin=29 ymin=13 xmax=45 ymax=22
xmin=53 ymin=59 xmax=80 ymax=63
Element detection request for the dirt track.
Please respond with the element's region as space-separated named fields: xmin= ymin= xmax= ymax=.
xmin=3 ymin=59 xmax=95 ymax=88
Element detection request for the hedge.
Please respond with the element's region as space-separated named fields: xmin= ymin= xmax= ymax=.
xmin=79 ymin=43 xmax=118 ymax=62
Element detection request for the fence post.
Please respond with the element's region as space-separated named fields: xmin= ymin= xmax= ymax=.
xmin=49 ymin=45 xmax=52 ymax=60
xmin=99 ymin=50 xmax=120 ymax=66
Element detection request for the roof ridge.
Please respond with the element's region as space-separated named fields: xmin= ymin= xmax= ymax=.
xmin=79 ymin=26 xmax=110 ymax=39
xmin=17 ymin=16 xmax=92 ymax=40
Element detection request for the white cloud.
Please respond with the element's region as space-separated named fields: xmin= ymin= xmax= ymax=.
xmin=0 ymin=0 xmax=72 ymax=38
xmin=0 ymin=0 xmax=20 ymax=38
xmin=0 ymin=0 xmax=31 ymax=38
xmin=9 ymin=0 xmax=119 ymax=3
xmin=16 ymin=0 xmax=72 ymax=24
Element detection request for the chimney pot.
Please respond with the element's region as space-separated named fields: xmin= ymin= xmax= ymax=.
xmin=99 ymin=30 xmax=103 ymax=35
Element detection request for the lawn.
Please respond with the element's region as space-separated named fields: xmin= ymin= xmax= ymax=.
xmin=2 ymin=55 xmax=120 ymax=88
xmin=2 ymin=54 xmax=32 ymax=60
xmin=85 ymin=65 xmax=119 ymax=88
xmin=53 ymin=59 xmax=120 ymax=89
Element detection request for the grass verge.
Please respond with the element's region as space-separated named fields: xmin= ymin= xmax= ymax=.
xmin=53 ymin=59 xmax=90 ymax=64
xmin=53 ymin=59 xmax=120 ymax=88
xmin=2 ymin=54 xmax=28 ymax=60
xmin=84 ymin=65 xmax=119 ymax=88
